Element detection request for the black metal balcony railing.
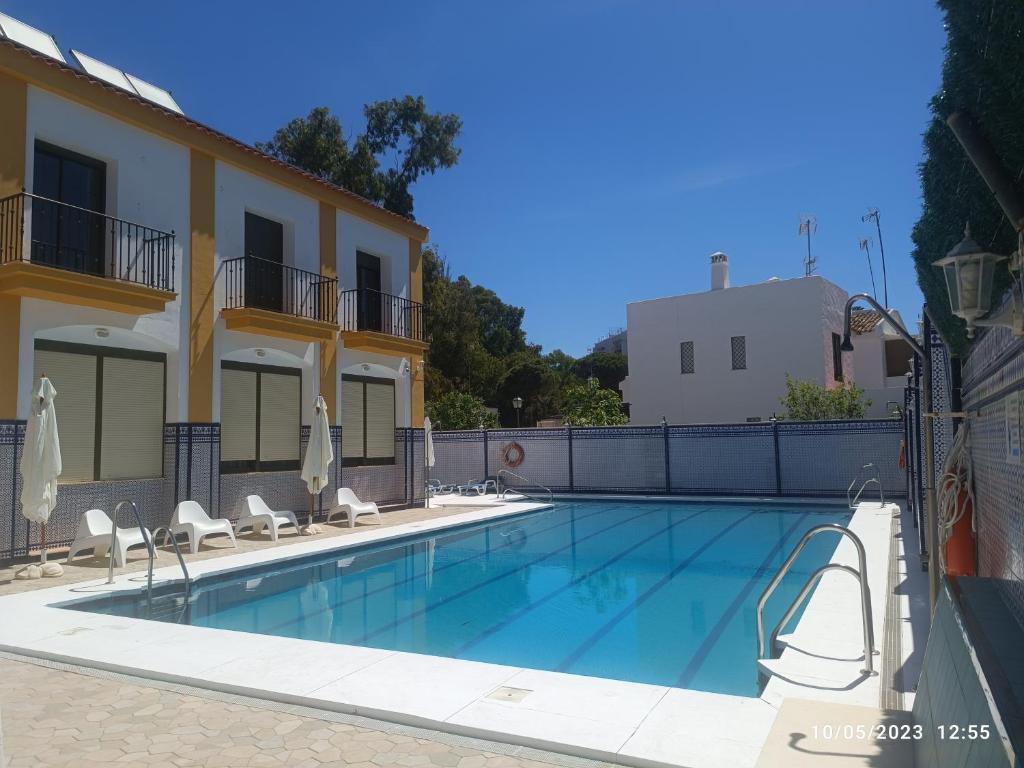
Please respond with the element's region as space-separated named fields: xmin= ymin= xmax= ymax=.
xmin=0 ymin=191 xmax=175 ymax=291
xmin=223 ymin=255 xmax=338 ymax=324
xmin=339 ymin=288 xmax=425 ymax=342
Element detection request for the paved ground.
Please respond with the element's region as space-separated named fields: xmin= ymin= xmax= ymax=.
xmin=0 ymin=505 xmax=587 ymax=768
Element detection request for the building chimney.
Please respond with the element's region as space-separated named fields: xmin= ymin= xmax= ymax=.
xmin=710 ymin=252 xmax=730 ymax=291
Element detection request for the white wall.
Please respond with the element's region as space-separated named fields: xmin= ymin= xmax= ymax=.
xmin=623 ymin=276 xmax=850 ymax=424
xmin=336 ymin=210 xmax=409 ymax=297
xmin=21 ymin=87 xmax=189 ymax=420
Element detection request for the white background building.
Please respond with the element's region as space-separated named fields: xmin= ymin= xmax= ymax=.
xmin=621 ymin=253 xmax=862 ymax=424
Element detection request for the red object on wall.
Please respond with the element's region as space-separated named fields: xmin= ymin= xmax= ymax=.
xmin=945 ymin=489 xmax=977 ymax=577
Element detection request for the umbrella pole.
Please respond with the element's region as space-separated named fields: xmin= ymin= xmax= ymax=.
xmin=39 ymin=522 xmax=47 ymax=564
xmin=309 ymin=493 xmax=315 ymax=529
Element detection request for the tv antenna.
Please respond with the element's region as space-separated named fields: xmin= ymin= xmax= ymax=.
xmin=858 ymin=237 xmax=878 ymax=301
xmin=861 ymin=208 xmax=888 ymax=307
xmin=798 ymin=215 xmax=817 ymax=276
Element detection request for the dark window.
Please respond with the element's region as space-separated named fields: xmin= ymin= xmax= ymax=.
xmin=885 ymin=339 xmax=914 ymax=377
xmin=31 ymin=141 xmax=107 ymax=276
xmin=33 ymin=340 xmax=165 ymax=482
xmin=730 ymin=336 xmax=746 ymax=370
xmin=356 ymin=251 xmax=383 ymax=331
xmin=220 ymin=361 xmax=301 ymax=473
xmin=832 ymin=332 xmax=844 ymax=381
xmin=680 ymin=341 xmax=695 ymax=374
xmin=342 ymin=374 xmax=395 ymax=466
xmin=244 ymin=212 xmax=284 ymax=312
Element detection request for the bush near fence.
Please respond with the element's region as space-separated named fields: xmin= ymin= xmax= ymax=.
xmin=430 ymin=419 xmax=904 ymax=498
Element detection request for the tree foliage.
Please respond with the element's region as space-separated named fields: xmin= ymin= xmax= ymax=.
xmin=912 ymin=0 xmax=1024 ymax=353
xmin=562 ymin=379 xmax=629 ymax=426
xmin=257 ymin=99 xmax=461 ymax=219
xmin=426 ymin=392 xmax=498 ymax=431
xmin=780 ymin=375 xmax=871 ymax=421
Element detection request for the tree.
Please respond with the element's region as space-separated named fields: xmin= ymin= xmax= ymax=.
xmin=573 ymin=351 xmax=628 ymax=393
xmin=911 ymin=0 xmax=1024 ymax=353
xmin=472 ymin=285 xmax=529 ymax=359
xmin=562 ymin=379 xmax=628 ymax=426
xmin=780 ymin=375 xmax=871 ymax=421
xmin=257 ymin=98 xmax=461 ymax=219
xmin=426 ymin=392 xmax=498 ymax=431
xmin=496 ymin=355 xmax=562 ymax=426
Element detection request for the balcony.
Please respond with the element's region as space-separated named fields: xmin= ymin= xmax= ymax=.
xmin=0 ymin=191 xmax=176 ymax=314
xmin=221 ymin=255 xmax=339 ymax=342
xmin=339 ymin=288 xmax=427 ymax=356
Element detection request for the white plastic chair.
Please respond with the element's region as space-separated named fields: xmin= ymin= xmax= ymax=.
xmin=326 ymin=488 xmax=381 ymax=528
xmin=66 ymin=509 xmax=152 ymax=567
xmin=170 ymin=500 xmax=237 ymax=554
xmin=238 ymin=495 xmax=300 ymax=541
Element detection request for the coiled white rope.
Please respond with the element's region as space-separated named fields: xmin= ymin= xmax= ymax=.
xmin=936 ymin=421 xmax=975 ymax=572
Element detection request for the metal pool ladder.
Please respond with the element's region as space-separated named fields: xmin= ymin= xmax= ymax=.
xmin=756 ymin=523 xmax=876 ymax=676
xmin=847 ymin=462 xmax=885 ymax=509
xmin=105 ymin=500 xmax=192 ymax=603
xmin=497 ymin=469 xmax=554 ymax=503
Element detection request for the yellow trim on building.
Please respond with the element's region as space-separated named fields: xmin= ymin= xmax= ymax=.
xmin=341 ymin=330 xmax=428 ymax=358
xmin=409 ymin=239 xmax=423 ymax=304
xmin=0 ymin=262 xmax=175 ymax=314
xmin=0 ymin=42 xmax=428 ymax=243
xmin=319 ymin=201 xmax=338 ymax=417
xmin=189 ymin=149 xmax=216 ymax=422
xmin=411 ymin=354 xmax=425 ymax=425
xmin=222 ymin=307 xmax=339 ymax=343
xmin=0 ymin=70 xmax=27 ymax=418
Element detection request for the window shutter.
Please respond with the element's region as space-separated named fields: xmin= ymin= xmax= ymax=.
xmin=341 ymin=379 xmax=364 ymax=459
xmin=680 ymin=341 xmax=695 ymax=374
xmin=221 ymin=368 xmax=257 ymax=463
xmin=364 ymin=381 xmax=395 ymax=459
xmin=33 ymin=349 xmax=96 ymax=482
xmin=100 ymin=357 xmax=164 ymax=480
xmin=731 ymin=336 xmax=747 ymax=370
xmin=259 ymin=372 xmax=299 ymax=462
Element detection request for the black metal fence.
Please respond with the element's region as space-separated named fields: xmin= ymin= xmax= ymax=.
xmin=339 ymin=288 xmax=425 ymax=341
xmin=223 ymin=255 xmax=338 ymax=324
xmin=0 ymin=191 xmax=175 ymax=291
xmin=429 ymin=419 xmax=905 ymax=498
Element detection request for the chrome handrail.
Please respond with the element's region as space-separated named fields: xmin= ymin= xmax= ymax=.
xmin=755 ymin=523 xmax=876 ymax=675
xmin=497 ymin=469 xmax=553 ymax=503
xmin=847 ymin=463 xmax=885 ymax=509
xmin=106 ymin=500 xmax=146 ymax=585
xmin=148 ymin=526 xmax=192 ymax=601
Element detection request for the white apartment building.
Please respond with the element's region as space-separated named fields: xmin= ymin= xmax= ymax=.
xmin=848 ymin=308 xmax=917 ymax=418
xmin=621 ymin=253 xmax=863 ymax=424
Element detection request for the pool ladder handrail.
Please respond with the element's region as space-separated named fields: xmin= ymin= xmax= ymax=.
xmin=105 ymin=500 xmax=192 ymax=602
xmin=755 ymin=523 xmax=876 ymax=676
xmin=497 ymin=469 xmax=553 ymax=503
xmin=847 ymin=463 xmax=885 ymax=509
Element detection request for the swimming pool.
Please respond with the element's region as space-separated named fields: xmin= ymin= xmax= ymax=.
xmin=66 ymin=500 xmax=850 ymax=697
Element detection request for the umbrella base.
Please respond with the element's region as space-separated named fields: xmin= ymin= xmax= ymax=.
xmin=16 ymin=561 xmax=65 ymax=579
xmin=301 ymin=524 xmax=323 ymax=536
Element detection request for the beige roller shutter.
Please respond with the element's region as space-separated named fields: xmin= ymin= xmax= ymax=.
xmin=364 ymin=381 xmax=395 ymax=459
xmin=259 ymin=372 xmax=299 ymax=462
xmin=100 ymin=357 xmax=164 ymax=480
xmin=221 ymin=368 xmax=257 ymax=463
xmin=341 ymin=378 xmax=364 ymax=460
xmin=33 ymin=349 xmax=96 ymax=483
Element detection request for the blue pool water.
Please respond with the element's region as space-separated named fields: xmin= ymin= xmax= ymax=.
xmin=66 ymin=500 xmax=850 ymax=696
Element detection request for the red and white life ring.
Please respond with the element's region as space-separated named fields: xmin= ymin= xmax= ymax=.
xmin=502 ymin=441 xmax=525 ymax=468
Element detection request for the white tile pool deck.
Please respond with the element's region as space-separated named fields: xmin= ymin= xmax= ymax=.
xmin=0 ymin=498 xmax=912 ymax=768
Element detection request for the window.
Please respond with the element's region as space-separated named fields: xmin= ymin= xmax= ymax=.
xmin=220 ymin=362 xmax=300 ymax=473
xmin=342 ymin=375 xmax=395 ymax=466
xmin=244 ymin=212 xmax=284 ymax=313
xmin=680 ymin=341 xmax=695 ymax=374
xmin=885 ymin=339 xmax=914 ymax=377
xmin=33 ymin=340 xmax=165 ymax=482
xmin=730 ymin=335 xmax=746 ymax=370
xmin=832 ymin=332 xmax=844 ymax=381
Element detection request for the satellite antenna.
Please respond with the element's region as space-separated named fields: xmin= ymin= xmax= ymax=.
xmin=861 ymin=207 xmax=888 ymax=307
xmin=858 ymin=237 xmax=878 ymax=301
xmin=798 ymin=215 xmax=817 ymax=276
xmin=70 ymin=49 xmax=184 ymax=115
xmin=0 ymin=12 xmax=66 ymax=63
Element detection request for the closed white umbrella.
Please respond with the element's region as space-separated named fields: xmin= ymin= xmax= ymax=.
xmin=18 ymin=375 xmax=63 ymax=579
xmin=301 ymin=395 xmax=333 ymax=534
xmin=424 ymin=417 xmax=435 ymax=508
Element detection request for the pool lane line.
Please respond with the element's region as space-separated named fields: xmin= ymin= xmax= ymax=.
xmin=674 ymin=511 xmax=810 ymax=688
xmin=354 ymin=507 xmax=668 ymax=645
xmin=259 ymin=503 xmax=623 ymax=636
xmin=555 ymin=510 xmax=758 ymax=673
xmin=453 ymin=507 xmax=713 ymax=656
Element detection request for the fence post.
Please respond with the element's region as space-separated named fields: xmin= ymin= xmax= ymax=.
xmin=663 ymin=423 xmax=671 ymax=494
xmin=771 ymin=419 xmax=782 ymax=495
xmin=483 ymin=429 xmax=489 ymax=479
xmin=567 ymin=426 xmax=574 ymax=492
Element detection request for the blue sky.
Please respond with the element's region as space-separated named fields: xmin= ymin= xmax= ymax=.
xmin=7 ymin=1 xmax=947 ymax=356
